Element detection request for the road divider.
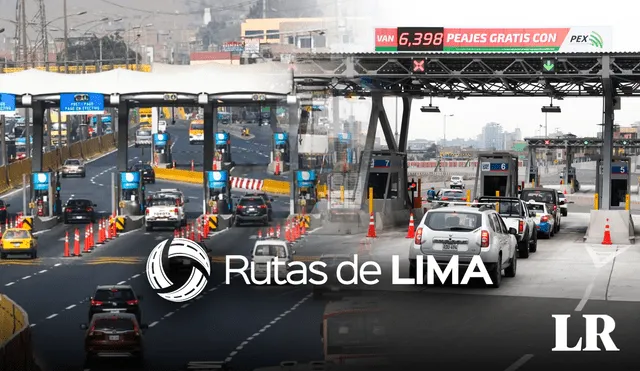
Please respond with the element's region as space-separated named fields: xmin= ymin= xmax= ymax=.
xmin=0 ymin=133 xmax=118 ymax=196
xmin=154 ymin=167 xmax=282 ymax=193
xmin=261 ymin=178 xmax=290 ymax=195
xmin=0 ymin=294 xmax=39 ymax=371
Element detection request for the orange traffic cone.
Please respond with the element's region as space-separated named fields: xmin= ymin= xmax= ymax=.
xmin=301 ymin=220 xmax=306 ymax=235
xmin=276 ymin=225 xmax=281 ymax=238
xmin=269 ymin=227 xmax=274 ymax=237
xmin=73 ymin=228 xmax=81 ymax=256
xmin=258 ymin=229 xmax=262 ymax=239
xmin=366 ymin=213 xmax=377 ymax=238
xmin=602 ymin=218 xmax=613 ymax=245
xmin=63 ymin=231 xmax=70 ymax=257
xmin=213 ymin=161 xmax=218 ymax=170
xmin=275 ymin=161 xmax=280 ymax=175
xmin=405 ymin=213 xmax=415 ymax=239
xmin=83 ymin=226 xmax=91 ymax=253
xmin=563 ymin=188 xmax=567 ymax=195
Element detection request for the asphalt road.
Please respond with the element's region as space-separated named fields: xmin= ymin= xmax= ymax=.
xmin=3 ymin=193 xmax=639 ymax=370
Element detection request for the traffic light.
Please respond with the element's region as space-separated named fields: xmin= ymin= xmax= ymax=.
xmin=408 ymin=180 xmax=417 ymax=191
xmin=623 ymin=140 xmax=628 ymax=145
xmin=544 ymin=140 xmax=550 ymax=145
xmin=583 ymin=140 xmax=589 ymax=145
xmin=56 ymin=185 xmax=61 ymax=192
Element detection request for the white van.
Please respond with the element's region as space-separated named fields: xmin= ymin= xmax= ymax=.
xmin=158 ymin=120 xmax=167 ymax=133
xmin=251 ymin=239 xmax=294 ymax=280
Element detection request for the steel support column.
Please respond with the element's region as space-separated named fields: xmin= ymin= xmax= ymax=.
xmin=203 ymin=103 xmax=215 ymax=174
xmin=116 ymin=102 xmax=129 ymax=172
xmin=564 ymin=145 xmax=571 ymax=189
xmin=354 ymin=94 xmax=382 ymax=209
xmin=378 ymin=101 xmax=397 ymax=152
xmin=288 ymin=100 xmax=300 ymax=215
xmin=31 ymin=102 xmax=45 ymax=172
xmin=601 ymin=75 xmax=615 ymax=210
xmin=332 ymin=96 xmax=340 ymax=129
xmin=398 ymin=97 xmax=412 ymax=208
xmin=269 ymin=106 xmax=278 ymax=132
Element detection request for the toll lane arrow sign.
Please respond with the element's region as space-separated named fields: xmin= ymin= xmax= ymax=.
xmin=585 ymin=245 xmax=630 ymax=269
xmin=542 ymin=58 xmax=556 ymax=73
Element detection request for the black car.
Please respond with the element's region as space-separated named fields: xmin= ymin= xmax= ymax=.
xmin=63 ymin=199 xmax=97 ymax=224
xmin=130 ymin=163 xmax=155 ymax=184
xmin=88 ymin=285 xmax=143 ymax=323
xmin=0 ymin=200 xmax=9 ymax=225
xmin=245 ymin=192 xmax=274 ymax=220
xmin=235 ymin=196 xmax=269 ymax=226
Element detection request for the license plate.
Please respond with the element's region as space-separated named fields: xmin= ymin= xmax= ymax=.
xmin=108 ymin=335 xmax=120 ymax=341
xmin=104 ymin=308 xmax=124 ymax=312
xmin=12 ymin=242 xmax=21 ymax=246
xmin=248 ymin=207 xmax=256 ymax=211
xmin=74 ymin=216 xmax=83 ymax=219
xmin=442 ymin=243 xmax=458 ymax=251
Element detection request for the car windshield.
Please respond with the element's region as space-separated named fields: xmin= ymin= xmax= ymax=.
xmin=4 ymin=230 xmax=29 ymax=239
xmin=425 ymin=211 xmax=482 ymax=231
xmin=240 ymin=198 xmax=264 ymax=207
xmin=557 ymin=192 xmax=566 ymax=199
xmin=528 ymin=203 xmax=546 ymax=213
xmin=191 ymin=123 xmax=204 ymax=130
xmin=67 ymin=199 xmax=91 ymax=207
xmin=94 ymin=288 xmax=135 ymax=302
xmin=93 ymin=318 xmax=135 ymax=331
xmin=451 ymin=177 xmax=462 ymax=181
xmin=65 ymin=160 xmax=81 ymax=166
xmin=137 ymin=130 xmax=151 ymax=136
xmin=254 ymin=245 xmax=287 ymax=258
xmin=442 ymin=191 xmax=464 ymax=198
xmin=521 ymin=190 xmax=554 ymax=203
xmin=149 ymin=198 xmax=177 ymax=207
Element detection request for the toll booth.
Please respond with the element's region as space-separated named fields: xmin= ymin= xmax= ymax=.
xmin=596 ymin=156 xmax=631 ymax=209
xmin=335 ymin=133 xmax=355 ymax=169
xmin=153 ymin=132 xmax=172 ymax=164
xmin=215 ymin=131 xmax=232 ymax=163
xmin=206 ymin=170 xmax=232 ymax=214
xmin=366 ymin=151 xmax=408 ymax=211
xmin=295 ymin=170 xmax=317 ymax=214
xmin=31 ymin=172 xmax=53 ymax=217
xmin=528 ymin=166 xmax=539 ymax=186
xmin=273 ymin=132 xmax=289 ymax=163
xmin=119 ymin=171 xmax=145 ymax=216
xmin=560 ymin=167 xmax=579 ymax=190
xmin=473 ymin=152 xmax=519 ymax=198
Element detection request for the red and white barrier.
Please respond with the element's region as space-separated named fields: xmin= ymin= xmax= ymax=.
xmin=230 ymin=177 xmax=264 ymax=191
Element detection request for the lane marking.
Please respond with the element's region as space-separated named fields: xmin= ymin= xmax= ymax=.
xmin=224 ymin=293 xmax=312 ymax=363
xmin=149 ymin=321 xmax=159 ymax=328
xmin=117 ymin=280 xmax=126 ymax=285
xmin=66 ymin=304 xmax=76 ymax=310
xmin=22 ymin=275 xmax=31 ymax=280
xmin=3 ymin=263 xmax=63 ymax=287
xmin=504 ymin=354 xmax=534 ymax=371
xmin=575 ymin=282 xmax=595 ymax=312
xmin=45 ymin=313 xmax=58 ymax=319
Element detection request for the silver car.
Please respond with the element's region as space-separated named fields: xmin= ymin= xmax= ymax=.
xmin=408 ymin=205 xmax=518 ymax=288
xmin=61 ymin=158 xmax=85 ymax=178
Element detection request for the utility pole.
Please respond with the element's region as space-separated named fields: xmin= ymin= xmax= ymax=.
xmin=63 ymin=0 xmax=68 ymax=63
xmin=20 ymin=0 xmax=27 ymax=66
xmin=262 ymin=0 xmax=266 ymax=18
xmin=37 ymin=0 xmax=48 ymax=69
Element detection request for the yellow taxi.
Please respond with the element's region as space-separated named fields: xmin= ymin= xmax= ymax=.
xmin=0 ymin=228 xmax=38 ymax=259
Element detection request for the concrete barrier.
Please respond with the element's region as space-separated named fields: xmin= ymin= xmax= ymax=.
xmin=123 ymin=216 xmax=145 ymax=232
xmin=261 ymin=178 xmax=289 ymax=195
xmin=0 ymin=294 xmax=39 ymax=371
xmin=584 ymin=210 xmax=635 ymax=244
xmin=34 ymin=216 xmax=58 ymax=232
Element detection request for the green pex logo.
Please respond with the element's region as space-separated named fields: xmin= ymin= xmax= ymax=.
xmin=589 ymin=31 xmax=604 ymax=48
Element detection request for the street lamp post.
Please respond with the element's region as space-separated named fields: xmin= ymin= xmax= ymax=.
xmin=443 ymin=114 xmax=454 ymax=146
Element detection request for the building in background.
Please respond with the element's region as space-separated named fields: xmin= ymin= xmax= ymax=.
xmin=481 ymin=122 xmax=504 ymax=150
xmin=189 ymin=51 xmax=240 ymax=65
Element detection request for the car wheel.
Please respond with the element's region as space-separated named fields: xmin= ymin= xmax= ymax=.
xmin=63 ymin=217 xmax=69 ymax=224
xmin=529 ymin=231 xmax=538 ymax=252
xmin=547 ymin=230 xmax=553 ymax=239
xmin=505 ymin=252 xmax=517 ymax=278
xmin=263 ymin=218 xmax=269 ymax=226
xmin=562 ymin=209 xmax=567 ymax=217
xmin=62 ymin=174 xmax=67 ymax=178
xmin=81 ymin=173 xmax=86 ymax=178
xmin=517 ymin=239 xmax=529 ymax=259
xmin=490 ymin=257 xmax=502 ymax=288
xmin=146 ymin=225 xmax=153 ymax=232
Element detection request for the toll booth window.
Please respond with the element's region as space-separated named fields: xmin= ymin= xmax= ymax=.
xmin=425 ymin=212 xmax=482 ymax=231
xmin=254 ymin=245 xmax=286 ymax=258
xmin=4 ymin=230 xmax=29 ymax=239
xmin=16 ymin=146 xmax=26 ymax=153
xmin=367 ymin=173 xmax=388 ymax=199
xmin=388 ymin=173 xmax=398 ymax=199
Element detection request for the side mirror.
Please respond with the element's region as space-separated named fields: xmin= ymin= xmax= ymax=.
xmin=140 ymin=324 xmax=149 ymax=329
xmin=80 ymin=324 xmax=88 ymax=330
xmin=270 ymin=198 xmax=274 ymax=202
xmin=508 ymin=227 xmax=518 ymax=235
xmin=93 ymin=204 xmax=97 ymax=207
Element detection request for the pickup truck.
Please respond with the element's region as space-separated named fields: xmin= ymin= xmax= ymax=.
xmin=145 ymin=195 xmax=187 ymax=231
xmin=478 ymin=196 xmax=537 ymax=258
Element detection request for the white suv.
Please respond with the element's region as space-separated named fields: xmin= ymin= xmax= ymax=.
xmin=409 ymin=205 xmax=518 ymax=288
xmin=449 ymin=176 xmax=465 ymax=189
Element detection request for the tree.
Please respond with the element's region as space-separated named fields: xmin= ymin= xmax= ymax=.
xmin=57 ymin=33 xmax=140 ymax=63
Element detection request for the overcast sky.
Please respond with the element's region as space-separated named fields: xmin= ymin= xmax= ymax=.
xmin=332 ymin=0 xmax=640 ymax=143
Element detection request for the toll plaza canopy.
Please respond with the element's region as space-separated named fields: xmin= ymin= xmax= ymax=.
xmin=0 ymin=62 xmax=293 ymax=96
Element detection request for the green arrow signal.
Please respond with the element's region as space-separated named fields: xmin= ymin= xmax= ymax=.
xmin=543 ymin=61 xmax=555 ymax=71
